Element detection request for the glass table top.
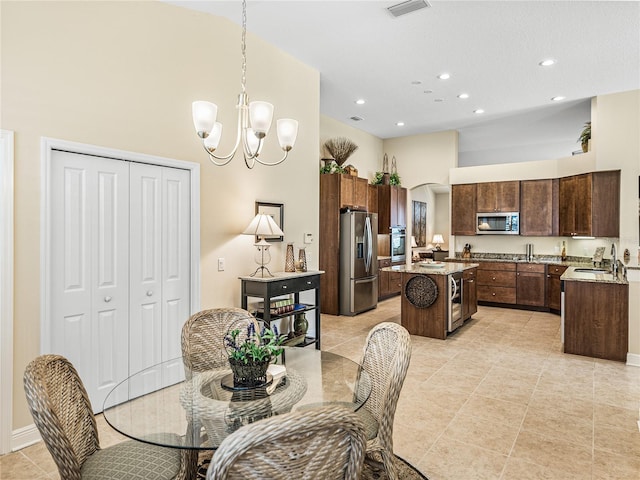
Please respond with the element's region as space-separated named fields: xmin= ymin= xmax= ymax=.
xmin=103 ymin=347 xmax=372 ymax=450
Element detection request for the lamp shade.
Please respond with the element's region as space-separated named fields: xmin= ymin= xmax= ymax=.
xmin=277 ymin=119 xmax=299 ymax=151
xmin=249 ymin=101 xmax=274 ymax=135
xmin=432 ymin=234 xmax=444 ymax=245
xmin=243 ymin=213 xmax=284 ymax=239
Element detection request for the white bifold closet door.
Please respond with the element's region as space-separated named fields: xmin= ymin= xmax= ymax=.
xmin=49 ymin=150 xmax=190 ymax=411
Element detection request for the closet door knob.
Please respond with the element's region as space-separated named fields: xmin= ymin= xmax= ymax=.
xmin=146 ymin=291 xmax=153 ymax=296
xmin=104 ymin=296 xmax=112 ymax=303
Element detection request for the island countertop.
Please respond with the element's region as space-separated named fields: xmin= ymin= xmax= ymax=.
xmin=381 ymin=262 xmax=479 ymax=275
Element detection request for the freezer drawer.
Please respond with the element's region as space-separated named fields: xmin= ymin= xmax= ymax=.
xmin=340 ymin=276 xmax=378 ymax=316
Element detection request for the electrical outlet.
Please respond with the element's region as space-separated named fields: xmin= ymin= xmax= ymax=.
xmin=218 ymin=258 xmax=225 ymax=271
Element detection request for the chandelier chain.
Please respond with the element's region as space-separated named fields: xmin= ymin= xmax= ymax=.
xmin=241 ymin=0 xmax=247 ymax=94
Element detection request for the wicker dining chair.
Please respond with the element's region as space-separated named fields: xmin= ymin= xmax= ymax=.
xmin=205 ymin=404 xmax=367 ymax=480
xmin=181 ymin=307 xmax=257 ymax=377
xmin=356 ymin=322 xmax=412 ymax=480
xmin=23 ymin=354 xmax=191 ymax=480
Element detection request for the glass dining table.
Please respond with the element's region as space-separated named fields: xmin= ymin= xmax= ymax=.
xmin=102 ymin=347 xmax=372 ymax=453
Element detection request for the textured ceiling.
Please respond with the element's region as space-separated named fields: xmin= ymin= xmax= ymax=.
xmin=167 ymin=1 xmax=639 ymax=154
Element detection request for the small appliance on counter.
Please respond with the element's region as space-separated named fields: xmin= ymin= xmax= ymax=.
xmin=462 ymin=244 xmax=472 ymax=259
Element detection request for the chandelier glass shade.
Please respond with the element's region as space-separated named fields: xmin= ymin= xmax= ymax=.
xmin=192 ymin=0 xmax=298 ymax=168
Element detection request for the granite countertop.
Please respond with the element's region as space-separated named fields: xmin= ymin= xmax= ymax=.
xmin=561 ymin=266 xmax=628 ymax=285
xmin=381 ymin=262 xmax=479 ymax=275
xmin=238 ymin=270 xmax=324 ymax=282
xmin=448 ymin=254 xmax=596 ymax=268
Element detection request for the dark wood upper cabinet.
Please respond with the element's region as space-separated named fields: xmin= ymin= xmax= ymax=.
xmin=377 ymin=185 xmax=407 ymax=233
xmin=559 ymin=170 xmax=619 ymax=237
xmin=451 ymin=183 xmax=477 ymax=235
xmin=520 ymin=178 xmax=558 ymax=236
xmin=477 ymin=180 xmax=520 ymax=212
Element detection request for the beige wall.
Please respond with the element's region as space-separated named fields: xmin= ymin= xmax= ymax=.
xmin=383 ymin=130 xmax=459 ymax=189
xmin=2 ymin=1 xmax=319 ymax=430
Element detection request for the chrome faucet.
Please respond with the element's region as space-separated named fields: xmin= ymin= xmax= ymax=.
xmin=611 ymin=243 xmax=618 ymax=277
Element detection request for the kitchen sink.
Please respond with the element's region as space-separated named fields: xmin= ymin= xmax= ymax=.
xmin=573 ymin=268 xmax=607 ymax=274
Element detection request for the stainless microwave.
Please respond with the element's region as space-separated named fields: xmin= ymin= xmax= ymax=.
xmin=476 ymin=212 xmax=519 ymax=235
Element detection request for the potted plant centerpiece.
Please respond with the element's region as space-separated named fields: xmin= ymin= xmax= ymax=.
xmin=578 ymin=121 xmax=591 ymax=153
xmin=225 ymin=320 xmax=284 ymax=388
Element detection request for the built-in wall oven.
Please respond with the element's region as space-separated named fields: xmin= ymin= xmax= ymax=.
xmin=448 ymin=272 xmax=463 ymax=332
xmin=390 ymin=227 xmax=406 ymax=262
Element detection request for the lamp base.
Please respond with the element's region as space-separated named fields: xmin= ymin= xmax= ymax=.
xmin=249 ymin=265 xmax=274 ymax=278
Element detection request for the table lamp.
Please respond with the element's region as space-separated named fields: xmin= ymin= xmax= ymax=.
xmin=411 ymin=236 xmax=418 ymax=248
xmin=243 ymin=213 xmax=284 ymax=277
xmin=432 ymin=234 xmax=444 ymax=251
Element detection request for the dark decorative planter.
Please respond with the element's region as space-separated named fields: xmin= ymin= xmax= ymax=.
xmin=228 ymin=357 xmax=270 ymax=387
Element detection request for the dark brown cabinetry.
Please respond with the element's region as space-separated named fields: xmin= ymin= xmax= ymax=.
xmin=377 ymin=185 xmax=407 ymax=233
xmin=477 ymin=262 xmax=516 ymax=304
xmin=451 ymin=184 xmax=477 ymax=235
xmin=400 ymin=272 xmax=447 ymax=340
xmin=520 ymin=179 xmax=558 ymax=236
xmin=367 ymin=184 xmax=378 ymax=214
xmin=319 ymin=173 xmax=370 ymax=315
xmin=546 ymin=265 xmax=567 ymax=311
xmin=563 ymin=279 xmax=628 ymax=362
xmin=559 ymin=170 xmax=620 ymax=237
xmin=477 ymin=181 xmax=520 ymax=212
xmin=516 ymin=263 xmax=546 ymax=307
xmin=378 ymin=258 xmax=403 ymax=299
xmin=462 ymin=267 xmax=477 ymax=320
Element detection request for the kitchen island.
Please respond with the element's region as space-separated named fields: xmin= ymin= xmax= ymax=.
xmin=382 ymin=262 xmax=479 ymax=339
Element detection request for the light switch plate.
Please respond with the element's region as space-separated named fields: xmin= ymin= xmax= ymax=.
xmin=304 ymin=233 xmax=314 ymax=244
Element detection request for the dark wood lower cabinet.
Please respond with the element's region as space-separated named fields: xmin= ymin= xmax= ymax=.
xmin=563 ymin=280 xmax=628 ymax=362
xmin=477 ymin=262 xmax=517 ymax=304
xmin=463 ymin=268 xmax=477 ymax=319
xmin=547 ymin=265 xmax=568 ymax=311
xmin=516 ymin=263 xmax=546 ymax=307
xmin=400 ymin=273 xmax=447 ymax=339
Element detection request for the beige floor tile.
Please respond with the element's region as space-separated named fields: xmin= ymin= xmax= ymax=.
xmin=474 ymin=366 xmax=539 ymax=405
xmin=0 ymin=451 xmax=51 ymax=480
xmin=521 ymin=405 xmax=593 ymax=448
xmin=593 ymin=448 xmax=640 ymax=480
xmin=511 ymin=429 xmax=593 ymax=472
xmin=418 ymin=438 xmax=508 ymax=480
xmin=500 ymin=457 xmax=588 ymax=480
xmin=458 ymin=394 xmax=528 ymax=427
xmin=594 ymin=422 xmax=640 ymax=457
xmin=439 ymin=412 xmax=521 ymax=455
xmin=594 ymin=402 xmax=640 ymax=430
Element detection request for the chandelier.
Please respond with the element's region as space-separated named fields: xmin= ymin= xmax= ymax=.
xmin=191 ymin=0 xmax=298 ymax=168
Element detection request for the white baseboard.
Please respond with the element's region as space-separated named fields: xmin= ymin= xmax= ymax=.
xmin=627 ymin=353 xmax=640 ymax=367
xmin=11 ymin=424 xmax=41 ymax=451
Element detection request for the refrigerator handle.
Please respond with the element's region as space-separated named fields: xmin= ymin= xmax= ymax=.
xmin=364 ymin=216 xmax=372 ymax=274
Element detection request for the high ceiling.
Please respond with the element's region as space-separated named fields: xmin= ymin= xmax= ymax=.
xmin=167 ymin=1 xmax=639 ymax=146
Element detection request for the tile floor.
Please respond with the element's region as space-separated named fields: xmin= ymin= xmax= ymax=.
xmin=3 ymin=297 xmax=640 ymax=479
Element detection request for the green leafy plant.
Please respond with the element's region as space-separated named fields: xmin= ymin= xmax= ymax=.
xmin=390 ymin=172 xmax=401 ymax=186
xmin=372 ymin=171 xmax=385 ymax=185
xmin=578 ymin=121 xmax=591 ymax=152
xmin=320 ymin=161 xmax=346 ymax=174
xmin=225 ymin=322 xmax=283 ymax=364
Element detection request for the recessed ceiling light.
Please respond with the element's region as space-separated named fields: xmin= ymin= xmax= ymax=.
xmin=355 ymin=99 xmax=366 ymax=105
xmin=434 ymin=98 xmax=444 ymax=102
xmin=551 ymin=96 xmax=565 ymax=101
xmin=458 ymin=93 xmax=469 ymax=99
xmin=411 ymin=81 xmax=422 ymax=85
xmin=396 ymin=121 xmax=405 ymax=126
xmin=438 ymin=73 xmax=450 ymax=80
xmin=474 ymin=109 xmax=485 ymax=114
xmin=539 ymin=59 xmax=556 ymax=67
xmin=423 ymin=89 xmax=433 ymax=94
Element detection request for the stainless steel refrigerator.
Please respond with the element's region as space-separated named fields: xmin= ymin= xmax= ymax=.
xmin=339 ymin=210 xmax=378 ymax=316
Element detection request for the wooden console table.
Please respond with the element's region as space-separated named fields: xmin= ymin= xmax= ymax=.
xmin=239 ymin=271 xmax=323 ymax=349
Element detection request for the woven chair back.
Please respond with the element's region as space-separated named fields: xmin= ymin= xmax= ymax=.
xmin=23 ymin=354 xmax=99 ymax=479
xmin=181 ymin=307 xmax=256 ymax=376
xmin=359 ymin=322 xmax=411 ymax=438
xmin=206 ymin=405 xmax=366 ymax=480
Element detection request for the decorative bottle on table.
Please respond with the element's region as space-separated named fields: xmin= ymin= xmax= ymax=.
xmin=561 ymin=241 xmax=567 ymax=261
xmin=285 ymin=243 xmax=296 ymax=272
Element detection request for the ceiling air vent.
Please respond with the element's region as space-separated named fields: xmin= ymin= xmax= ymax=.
xmin=387 ymin=0 xmax=431 ymax=18
xmin=350 ymin=116 xmax=364 ymax=122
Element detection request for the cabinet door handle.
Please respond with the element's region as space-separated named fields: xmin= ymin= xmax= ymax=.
xmin=517 ymin=273 xmax=520 ymax=276
xmin=104 ymin=296 xmax=112 ymax=303
xmin=146 ymin=291 xmax=153 ymax=296
xmin=492 ymin=292 xmax=496 ymax=296
xmin=282 ymin=285 xmax=288 ymax=290
xmin=306 ymin=281 xmax=312 ymax=285
xmin=547 ymin=275 xmax=550 ymax=278
xmin=468 ymin=280 xmax=474 ymax=283
xmin=492 ymin=277 xmax=496 ymax=281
